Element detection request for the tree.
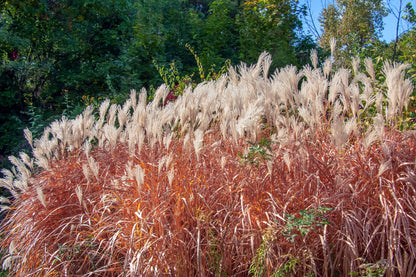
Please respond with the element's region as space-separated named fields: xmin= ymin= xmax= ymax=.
xmin=236 ymin=0 xmax=306 ymax=67
xmin=319 ymin=0 xmax=387 ymax=63
xmin=397 ymin=3 xmax=416 ymax=80
xmin=134 ymin=0 xmax=206 ymax=87
xmin=387 ymin=0 xmax=405 ymax=61
xmin=1 ymin=0 xmax=140 ymax=102
xmin=0 ymin=0 xmax=140 ymax=163
xmin=318 ymin=3 xmax=340 ymax=50
xmin=186 ymin=0 xmax=240 ymax=77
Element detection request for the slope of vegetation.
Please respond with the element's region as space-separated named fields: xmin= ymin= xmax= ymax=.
xmin=1 ymin=52 xmax=415 ymax=276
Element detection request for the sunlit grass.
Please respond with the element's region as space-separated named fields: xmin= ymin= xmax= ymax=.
xmin=1 ymin=51 xmax=415 ymax=276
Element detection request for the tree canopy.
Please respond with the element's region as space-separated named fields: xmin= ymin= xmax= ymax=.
xmin=319 ymin=0 xmax=387 ymax=63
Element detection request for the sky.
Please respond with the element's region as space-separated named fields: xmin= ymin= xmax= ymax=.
xmin=303 ymin=0 xmax=416 ymax=43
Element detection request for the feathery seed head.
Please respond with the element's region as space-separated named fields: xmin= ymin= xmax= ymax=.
xmin=165 ymin=153 xmax=173 ymax=169
xmin=19 ymin=152 xmax=33 ymax=171
xmin=363 ymin=128 xmax=378 ymax=149
xmin=130 ymin=89 xmax=137 ymax=111
xmin=167 ymin=167 xmax=175 ymax=186
xmin=350 ymin=84 xmax=360 ymax=117
xmin=193 ymin=129 xmax=204 ymax=160
xmin=81 ymin=105 xmax=95 ymax=139
xmin=137 ymin=129 xmax=145 ymax=153
xmin=34 ymin=153 xmax=50 ymax=170
xmin=262 ymin=52 xmax=272 ymax=79
xmin=107 ymin=104 xmax=118 ymax=127
xmin=23 ymin=128 xmax=33 ymax=149
xmin=374 ymin=114 xmax=385 ymax=138
xmin=330 ymin=38 xmax=336 ymax=58
xmin=8 ymin=156 xmax=27 ymax=177
xmin=364 ymin=57 xmax=375 ymax=81
xmin=139 ymin=88 xmax=147 ymax=106
xmin=383 ymin=61 xmax=413 ymax=122
xmin=158 ymin=156 xmax=166 ymax=174
xmin=183 ymin=132 xmax=191 ymax=150
xmin=82 ymin=163 xmax=90 ymax=183
xmin=220 ymin=156 xmax=227 ymax=170
xmin=88 ymin=156 xmax=100 ymax=180
xmin=283 ymin=151 xmax=292 ymax=171
xmin=251 ymin=51 xmax=269 ymax=79
xmin=75 ymin=185 xmax=83 ymax=206
xmin=99 ymin=99 xmax=111 ymax=120
xmin=345 ymin=117 xmax=358 ymax=137
xmin=378 ymin=160 xmax=392 ymax=177
xmin=36 ymin=187 xmax=47 ymax=208
xmin=152 ymin=84 xmax=169 ymax=110
xmin=323 ymin=58 xmax=332 ymax=78
xmin=0 ymin=196 xmax=11 ymax=212
xmin=117 ymin=100 xmax=132 ymax=129
xmin=0 ymin=169 xmax=14 ymax=189
xmin=163 ymin=133 xmax=174 ymax=150
xmin=83 ymin=140 xmax=92 ymax=159
xmin=133 ymin=165 xmax=144 ymax=191
xmin=102 ymin=124 xmax=120 ymax=149
xmin=310 ymin=49 xmax=318 ymax=69
xmin=352 ymin=56 xmax=360 ymax=76
xmin=331 ymin=116 xmax=349 ymax=150
xmin=375 ymin=92 xmax=384 ymax=114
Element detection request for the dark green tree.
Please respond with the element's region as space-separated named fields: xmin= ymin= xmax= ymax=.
xmin=398 ymin=3 xmax=416 ymax=80
xmin=0 ymin=0 xmax=140 ymax=163
xmin=236 ymin=0 xmax=305 ymax=67
xmin=319 ymin=0 xmax=387 ymax=64
xmin=188 ymin=0 xmax=239 ymax=72
xmin=134 ymin=0 xmax=203 ymax=87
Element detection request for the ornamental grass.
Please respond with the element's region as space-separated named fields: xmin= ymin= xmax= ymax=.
xmin=1 ymin=52 xmax=416 ymax=276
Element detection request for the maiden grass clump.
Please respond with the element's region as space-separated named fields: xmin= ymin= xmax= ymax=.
xmin=0 ymin=51 xmax=415 ymax=276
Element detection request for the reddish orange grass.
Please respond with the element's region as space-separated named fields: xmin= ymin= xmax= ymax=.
xmin=2 ymin=126 xmax=416 ymax=276
xmin=1 ymin=52 xmax=416 ymax=276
